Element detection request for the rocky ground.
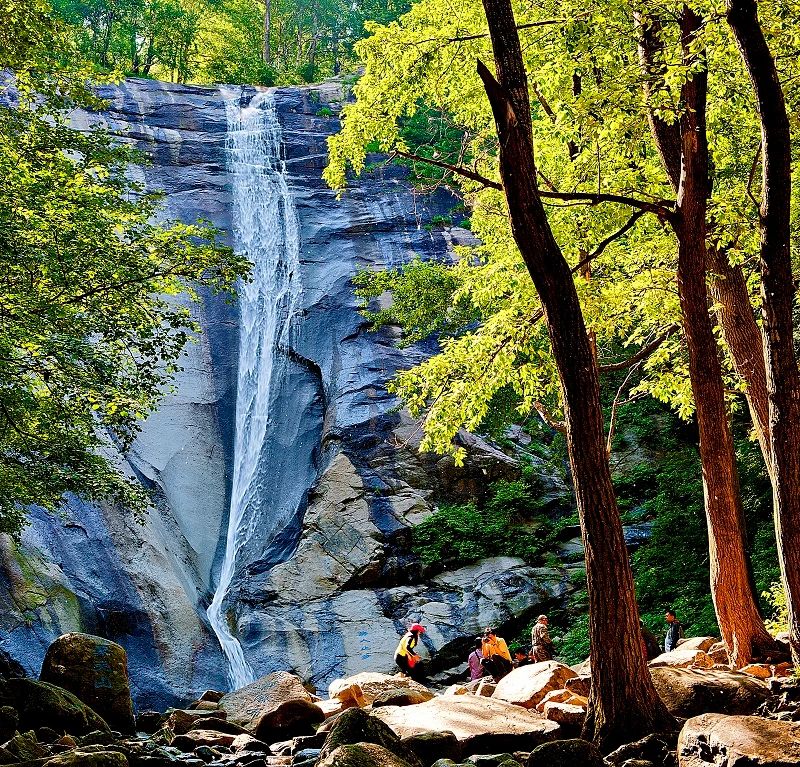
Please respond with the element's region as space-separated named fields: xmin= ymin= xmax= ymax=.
xmin=1 ymin=632 xmax=798 ymax=767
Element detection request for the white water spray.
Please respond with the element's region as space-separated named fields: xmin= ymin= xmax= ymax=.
xmin=207 ymin=89 xmax=301 ymax=691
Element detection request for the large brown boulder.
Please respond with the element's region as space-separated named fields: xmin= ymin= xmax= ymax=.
xmin=677 ymin=637 xmax=718 ymax=652
xmin=492 ymin=662 xmax=577 ymax=709
xmin=170 ymin=728 xmax=237 ymax=752
xmin=372 ymin=694 xmax=560 ymax=754
xmin=3 ymin=679 xmax=109 ymax=735
xmin=650 ymin=668 xmax=769 ymax=717
xmin=253 ymin=698 xmax=325 ymax=743
xmin=163 ymin=708 xmax=236 ymax=736
xmin=40 ymin=634 xmax=134 ymax=734
xmin=219 ymin=671 xmax=315 ymax=731
xmin=329 ymin=674 xmax=433 ymax=708
xmin=650 ymin=649 xmax=714 ymax=669
xmin=678 ymin=713 xmax=800 ymax=766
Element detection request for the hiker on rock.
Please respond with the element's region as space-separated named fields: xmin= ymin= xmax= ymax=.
xmin=664 ymin=609 xmax=684 ymax=653
xmin=531 ymin=615 xmax=554 ymax=662
xmin=467 ymin=637 xmax=485 ymax=681
xmin=395 ymin=623 xmax=425 ymax=680
xmin=481 ymin=627 xmax=513 ymax=681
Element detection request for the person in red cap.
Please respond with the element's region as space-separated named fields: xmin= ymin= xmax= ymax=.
xmin=395 ymin=623 xmax=425 ymax=679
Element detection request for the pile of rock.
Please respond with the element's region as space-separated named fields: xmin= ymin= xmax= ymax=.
xmin=2 ymin=632 xmax=798 ymax=767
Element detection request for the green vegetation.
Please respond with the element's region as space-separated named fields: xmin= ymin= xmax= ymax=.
xmin=50 ymin=0 xmax=410 ymax=85
xmin=0 ymin=0 xmax=249 ymax=535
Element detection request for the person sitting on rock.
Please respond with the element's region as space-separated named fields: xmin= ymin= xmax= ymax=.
xmin=512 ymin=646 xmax=531 ymax=668
xmin=531 ymin=615 xmax=554 ymax=662
xmin=467 ymin=637 xmax=485 ymax=681
xmin=480 ymin=627 xmax=513 ymax=681
xmin=395 ymin=623 xmax=425 ymax=680
xmin=664 ymin=609 xmax=684 ymax=652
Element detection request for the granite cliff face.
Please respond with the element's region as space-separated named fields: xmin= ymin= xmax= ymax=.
xmin=0 ymin=79 xmax=575 ymax=707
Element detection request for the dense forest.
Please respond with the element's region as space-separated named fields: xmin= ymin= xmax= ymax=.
xmin=3 ymin=0 xmax=800 ymax=758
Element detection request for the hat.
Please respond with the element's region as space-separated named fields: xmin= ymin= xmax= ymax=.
xmin=409 ymin=623 xmax=426 ymax=633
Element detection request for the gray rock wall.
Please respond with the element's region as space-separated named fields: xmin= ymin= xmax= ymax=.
xmin=0 ymin=79 xmax=573 ymax=706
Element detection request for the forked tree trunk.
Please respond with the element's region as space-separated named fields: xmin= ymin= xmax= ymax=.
xmin=727 ymin=0 xmax=800 ymax=663
xmin=636 ymin=10 xmax=778 ymax=665
xmin=479 ymin=0 xmax=675 ymax=749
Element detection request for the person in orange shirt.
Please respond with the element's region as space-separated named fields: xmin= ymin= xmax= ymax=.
xmin=480 ymin=627 xmax=513 ymax=681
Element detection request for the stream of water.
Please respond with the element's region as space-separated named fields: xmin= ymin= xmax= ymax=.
xmin=206 ymin=89 xmax=301 ymax=690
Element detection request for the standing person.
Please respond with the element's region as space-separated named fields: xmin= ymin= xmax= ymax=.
xmin=467 ymin=637 xmax=485 ymax=681
xmin=664 ymin=610 xmax=684 ymax=653
xmin=481 ymin=627 xmax=513 ymax=681
xmin=395 ymin=623 xmax=425 ymax=679
xmin=531 ymin=615 xmax=554 ymax=662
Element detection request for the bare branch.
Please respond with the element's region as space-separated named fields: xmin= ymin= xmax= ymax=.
xmin=598 ymin=325 xmax=679 ymax=373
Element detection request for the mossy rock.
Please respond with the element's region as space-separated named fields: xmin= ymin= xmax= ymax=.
xmin=43 ymin=749 xmax=128 ymax=766
xmin=320 ymin=709 xmax=421 ymax=766
xmin=401 ymin=731 xmax=461 ymax=766
xmin=527 ymin=739 xmax=604 ymax=767
xmin=319 ymin=743 xmax=416 ymax=767
xmin=40 ymin=633 xmax=134 ymax=734
xmin=6 ymin=678 xmax=109 ymax=735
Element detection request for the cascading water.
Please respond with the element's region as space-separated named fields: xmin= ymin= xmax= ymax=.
xmin=207 ymin=89 xmax=301 ymax=691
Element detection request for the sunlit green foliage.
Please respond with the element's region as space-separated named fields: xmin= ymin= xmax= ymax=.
xmin=325 ymin=0 xmax=800 ymax=462
xmin=0 ymin=0 xmax=249 ymax=535
xmin=52 ymin=0 xmax=410 ymax=84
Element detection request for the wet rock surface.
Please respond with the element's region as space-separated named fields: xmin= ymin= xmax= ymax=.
xmin=0 ymin=77 xmax=574 ymax=706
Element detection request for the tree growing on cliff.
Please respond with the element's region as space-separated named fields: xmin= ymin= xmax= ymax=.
xmin=0 ymin=0 xmax=250 ymax=535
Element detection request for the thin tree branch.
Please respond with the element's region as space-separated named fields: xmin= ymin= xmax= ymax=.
xmin=598 ymin=325 xmax=679 ymax=373
xmin=606 ymin=363 xmax=641 ymax=453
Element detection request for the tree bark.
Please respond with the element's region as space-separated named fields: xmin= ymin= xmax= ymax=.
xmin=727 ymin=0 xmax=800 ymax=663
xmin=668 ymin=9 xmax=775 ymax=666
xmin=636 ymin=12 xmax=772 ymax=475
xmin=479 ymin=0 xmax=675 ymax=749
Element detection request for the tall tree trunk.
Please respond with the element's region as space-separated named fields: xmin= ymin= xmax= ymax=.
xmin=479 ymin=0 xmax=674 ymax=749
xmin=727 ymin=0 xmax=800 ymax=663
xmin=263 ymin=0 xmax=271 ymax=66
xmin=668 ymin=8 xmax=775 ymax=666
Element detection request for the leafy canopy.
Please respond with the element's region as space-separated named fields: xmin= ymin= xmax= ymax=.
xmin=0 ymin=0 xmax=249 ymax=534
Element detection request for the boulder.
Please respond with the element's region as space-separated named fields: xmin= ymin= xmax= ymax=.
xmin=650 ymin=668 xmax=769 ymax=717
xmin=40 ymin=633 xmax=135 ymax=734
xmin=171 ymin=728 xmax=237 ymax=751
xmin=466 ymin=754 xmax=518 ymax=767
xmin=740 ymin=664 xmax=772 ymax=680
xmin=542 ymin=702 xmax=586 ymax=729
xmin=677 ymin=638 xmax=718 ymax=653
xmin=373 ymin=688 xmax=436 ymax=708
xmin=444 ymin=686 xmax=468 ymax=697
xmin=319 ymin=708 xmax=417 ymax=765
xmin=1 ymin=730 xmax=49 ymax=762
xmin=372 ymin=695 xmax=560 ymax=754
xmin=492 ymin=662 xmax=577 ymax=709
xmin=0 ymin=650 xmax=25 ymax=681
xmin=607 ymin=733 xmax=677 ymax=766
xmin=649 ymin=649 xmax=714 ymax=669
xmin=219 ymin=671 xmax=315 ymax=731
xmin=319 ymin=743 xmax=416 ymax=767
xmin=527 ymin=739 xmax=604 ymax=767
xmin=164 ymin=708 xmax=231 ymax=735
xmin=401 ymin=731 xmax=461 ymax=766
xmin=535 ymin=690 xmax=573 ymax=713
xmin=231 ymin=733 xmax=271 ymax=752
xmin=475 ymin=682 xmax=496 ymax=698
xmin=4 ymin=678 xmax=109 ymax=735
xmin=199 ymin=690 xmax=225 ymax=703
xmin=43 ymin=750 xmax=129 ymax=767
xmin=253 ymin=698 xmax=325 ymax=743
xmin=0 ymin=707 xmax=17 ymax=743
xmin=706 ymin=642 xmax=730 ymax=665
xmin=563 ymin=677 xmax=590 ymax=698
xmin=678 ymin=713 xmax=800 ymax=766
xmin=135 ymin=711 xmax=162 ymax=733
xmin=330 ymin=674 xmax=433 ymax=708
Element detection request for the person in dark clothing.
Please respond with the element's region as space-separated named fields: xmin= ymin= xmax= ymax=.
xmin=512 ymin=646 xmax=531 ymax=668
xmin=664 ymin=610 xmax=684 ymax=652
xmin=641 ymin=619 xmax=661 ymax=660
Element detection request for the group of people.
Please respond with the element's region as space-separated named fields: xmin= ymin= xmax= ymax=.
xmin=394 ymin=610 xmax=685 ymax=683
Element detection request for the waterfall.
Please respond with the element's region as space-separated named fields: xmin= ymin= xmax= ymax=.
xmin=206 ymin=89 xmax=301 ymax=691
